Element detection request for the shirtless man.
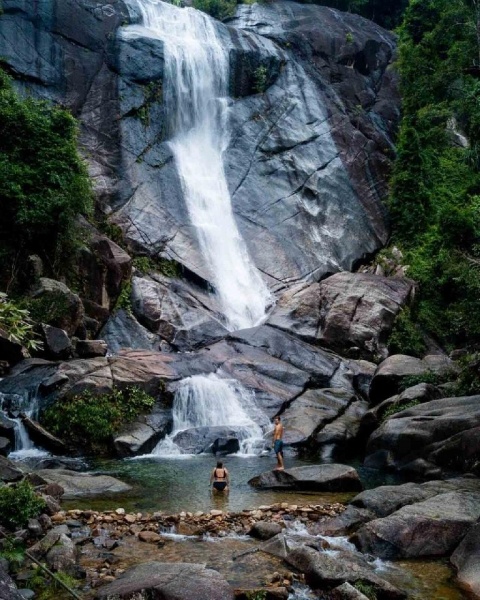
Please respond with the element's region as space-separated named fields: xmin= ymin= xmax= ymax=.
xmin=272 ymin=416 xmax=284 ymax=470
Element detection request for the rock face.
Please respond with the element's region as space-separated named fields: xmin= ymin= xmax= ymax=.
xmin=269 ymin=274 xmax=413 ymax=362
xmin=30 ymin=279 xmax=84 ymax=337
xmin=95 ymin=561 xmax=234 ymax=600
xmin=0 ymin=563 xmax=24 ymax=600
xmin=352 ymin=490 xmax=480 ymax=559
xmin=451 ymin=524 xmax=480 ymax=599
xmin=248 ymin=464 xmax=363 ymax=492
xmin=365 ymin=395 xmax=480 ymax=475
xmin=0 ymin=0 xmax=398 ymax=328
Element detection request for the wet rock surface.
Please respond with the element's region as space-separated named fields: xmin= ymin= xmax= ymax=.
xmin=34 ymin=470 xmax=132 ymax=499
xmin=248 ymin=464 xmax=363 ymax=492
xmin=451 ymin=523 xmax=480 ymax=599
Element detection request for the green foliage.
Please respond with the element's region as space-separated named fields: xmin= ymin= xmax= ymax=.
xmin=132 ymin=255 xmax=181 ymax=278
xmin=0 ymin=292 xmax=42 ymax=351
xmin=41 ymin=386 xmax=156 ymax=453
xmin=400 ymin=370 xmax=453 ymax=392
xmin=115 ymin=280 xmax=133 ymax=314
xmin=0 ymin=68 xmax=93 ymax=289
xmin=0 ymin=481 xmax=46 ymax=529
xmin=21 ymin=292 xmax=71 ymax=328
xmin=387 ymin=307 xmax=426 ymax=358
xmin=451 ymin=353 xmax=480 ymax=396
xmin=25 ymin=568 xmax=81 ymax=600
xmin=389 ymin=0 xmax=480 ymax=350
xmin=193 ymin=0 xmax=236 ymax=20
xmin=245 ymin=591 xmax=267 ymax=600
xmin=381 ymin=399 xmax=421 ymax=422
xmin=0 ymin=536 xmax=25 ymax=569
xmin=253 ymin=65 xmax=268 ymax=94
xmin=354 ymin=581 xmax=377 ymax=600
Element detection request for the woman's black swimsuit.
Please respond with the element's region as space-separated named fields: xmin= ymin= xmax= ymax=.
xmin=212 ymin=468 xmax=227 ymax=491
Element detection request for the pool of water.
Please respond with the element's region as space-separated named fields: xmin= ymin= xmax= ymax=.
xmin=63 ymin=455 xmax=403 ymax=513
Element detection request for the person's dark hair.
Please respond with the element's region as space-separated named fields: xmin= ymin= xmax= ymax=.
xmin=216 ymin=461 xmax=223 ymax=468
xmin=274 ymin=415 xmax=280 ymax=421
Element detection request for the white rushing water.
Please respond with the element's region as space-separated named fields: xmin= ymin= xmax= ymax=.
xmin=0 ymin=391 xmax=48 ymax=459
xmin=152 ymin=373 xmax=269 ymax=456
xmin=135 ymin=0 xmax=271 ymax=330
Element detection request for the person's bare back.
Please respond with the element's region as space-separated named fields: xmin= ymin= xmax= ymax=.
xmin=272 ymin=416 xmax=284 ymax=470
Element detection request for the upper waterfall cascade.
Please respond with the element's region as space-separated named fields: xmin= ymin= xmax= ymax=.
xmin=136 ymin=0 xmax=272 ymax=331
xmin=153 ymin=373 xmax=270 ymax=456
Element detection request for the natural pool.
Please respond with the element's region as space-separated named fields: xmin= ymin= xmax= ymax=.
xmin=63 ymin=454 xmax=402 ymax=513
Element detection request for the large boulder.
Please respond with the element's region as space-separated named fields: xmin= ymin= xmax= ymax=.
xmin=114 ymin=404 xmax=172 ymax=457
xmin=38 ymin=325 xmax=72 ymax=360
xmin=22 ymin=416 xmax=68 ymax=454
xmin=171 ymin=426 xmax=239 ymax=455
xmin=286 ymin=546 xmax=406 ymax=599
xmin=352 ymin=491 xmax=480 ymax=559
xmin=100 ymin=309 xmax=163 ymax=354
xmin=269 ymin=274 xmax=413 ymax=362
xmin=451 ymin=524 xmax=480 ymax=599
xmin=248 ymin=464 xmax=363 ymax=492
xmin=369 ymin=354 xmax=457 ymax=404
xmin=0 ymin=563 xmax=24 ymax=600
xmin=95 ymin=561 xmax=234 ymax=600
xmin=30 ymin=279 xmax=84 ymax=337
xmin=0 ymin=456 xmax=23 ymax=482
xmin=35 ymin=470 xmax=131 ymax=498
xmin=365 ymin=395 xmax=480 ymax=476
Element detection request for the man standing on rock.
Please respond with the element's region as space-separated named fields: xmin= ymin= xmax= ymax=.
xmin=273 ymin=416 xmax=284 ymax=470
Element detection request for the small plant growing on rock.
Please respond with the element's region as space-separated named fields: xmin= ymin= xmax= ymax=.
xmin=0 ymin=480 xmax=46 ymax=529
xmin=381 ymin=399 xmax=421 ymax=422
xmin=253 ymin=65 xmax=268 ymax=94
xmin=0 ymin=536 xmax=25 ymax=569
xmin=354 ymin=580 xmax=377 ymax=600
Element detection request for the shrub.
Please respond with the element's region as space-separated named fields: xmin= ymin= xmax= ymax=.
xmin=192 ymin=0 xmax=236 ymax=20
xmin=354 ymin=581 xmax=377 ymax=600
xmin=41 ymin=386 xmax=156 ymax=453
xmin=0 ymin=292 xmax=42 ymax=351
xmin=381 ymin=399 xmax=421 ymax=421
xmin=387 ymin=307 xmax=426 ymax=358
xmin=0 ymin=536 xmax=25 ymax=569
xmin=0 ymin=481 xmax=46 ymax=529
xmin=0 ymin=68 xmax=92 ymax=289
xmin=25 ymin=569 xmax=81 ymax=600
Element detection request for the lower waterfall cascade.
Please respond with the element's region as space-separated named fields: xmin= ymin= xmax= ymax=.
xmin=152 ymin=373 xmax=271 ymax=457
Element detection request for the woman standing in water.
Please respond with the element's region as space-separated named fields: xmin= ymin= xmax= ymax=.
xmin=210 ymin=461 xmax=230 ymax=493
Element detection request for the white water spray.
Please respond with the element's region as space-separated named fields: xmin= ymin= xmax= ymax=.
xmin=153 ymin=373 xmax=269 ymax=456
xmin=135 ymin=0 xmax=271 ymax=330
xmin=0 ymin=392 xmax=48 ymax=459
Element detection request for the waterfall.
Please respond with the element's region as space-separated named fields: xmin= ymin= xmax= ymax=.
xmin=135 ymin=0 xmax=272 ymax=331
xmin=153 ymin=373 xmax=269 ymax=456
xmin=0 ymin=392 xmax=48 ymax=459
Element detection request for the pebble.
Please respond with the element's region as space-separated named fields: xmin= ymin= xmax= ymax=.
xmin=210 ymin=509 xmax=223 ymax=516
xmin=115 ymin=508 xmax=125 ymax=515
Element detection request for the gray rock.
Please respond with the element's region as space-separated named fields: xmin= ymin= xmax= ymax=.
xmin=365 ymin=395 xmax=480 ymax=475
xmin=248 ymin=464 xmax=363 ymax=492
xmin=352 ymin=491 xmax=480 ymax=559
xmin=95 ymin=561 xmax=234 ymax=600
xmin=0 ymin=416 xmax=16 ymax=443
xmin=0 ymin=563 xmax=24 ymax=600
xmin=333 ymin=582 xmax=370 ymax=600
xmin=211 ymin=437 xmax=240 ymax=456
xmin=286 ymin=546 xmax=405 ymax=599
xmin=131 ymin=275 xmax=228 ymax=350
xmin=38 ymin=325 xmax=72 ymax=360
xmin=451 ymin=523 xmax=480 ymax=599
xmin=114 ymin=404 xmax=172 ymax=457
xmin=249 ymin=521 xmax=283 ymax=540
xmin=100 ymin=309 xmax=163 ymax=354
xmin=280 ymin=388 xmax=355 ymax=447
xmin=22 ymin=416 xmax=68 ymax=454
xmin=360 ymin=383 xmax=442 ymax=439
xmin=369 ymin=354 xmax=457 ymax=404
xmin=310 ymin=505 xmax=375 ymax=537
xmin=0 ymin=456 xmax=23 ymax=482
xmin=0 ymin=437 xmax=12 ymax=457
xmin=74 ymin=340 xmax=108 ymax=358
xmin=34 ymin=470 xmax=131 ymax=499
xmin=46 ymin=533 xmax=77 ymax=574
xmin=269 ymin=274 xmax=413 ymax=362
xmin=31 ymin=279 xmax=84 ymax=337
xmin=18 ymin=590 xmax=35 ymax=600
xmin=172 ymin=427 xmax=239 ymax=455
